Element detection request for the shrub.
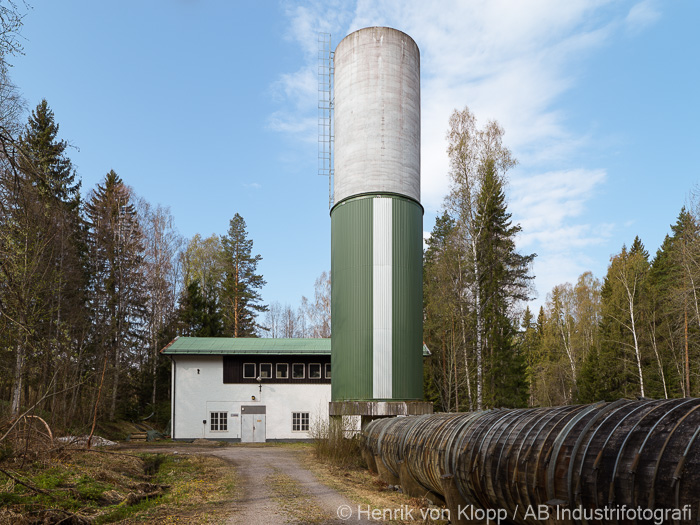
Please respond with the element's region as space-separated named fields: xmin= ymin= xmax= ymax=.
xmin=310 ymin=415 xmax=363 ymax=469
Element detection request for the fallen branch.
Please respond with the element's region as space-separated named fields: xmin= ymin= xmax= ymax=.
xmin=83 ymin=448 xmax=143 ymax=459
xmin=1 ymin=375 xmax=80 ymax=443
xmin=0 ymin=467 xmax=53 ymax=497
xmin=23 ymin=415 xmax=53 ymax=441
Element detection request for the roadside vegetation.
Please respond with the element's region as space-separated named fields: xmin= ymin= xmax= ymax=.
xmin=310 ymin=416 xmax=363 ymax=469
xmin=0 ymin=447 xmax=237 ymax=524
xmin=309 ymin=422 xmax=446 ymax=524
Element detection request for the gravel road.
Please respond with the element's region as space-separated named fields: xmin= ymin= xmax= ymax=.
xmin=124 ymin=444 xmax=374 ymax=525
xmin=210 ymin=445 xmax=373 ymax=525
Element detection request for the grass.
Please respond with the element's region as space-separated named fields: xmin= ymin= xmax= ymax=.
xmin=266 ymin=469 xmax=329 ymax=523
xmin=293 ymin=444 xmax=449 ymax=525
xmin=0 ymin=449 xmax=238 ymax=524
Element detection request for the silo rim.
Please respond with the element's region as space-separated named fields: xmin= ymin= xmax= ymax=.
xmin=330 ymin=191 xmax=424 ymax=216
xmin=336 ymin=26 xmax=420 ymax=55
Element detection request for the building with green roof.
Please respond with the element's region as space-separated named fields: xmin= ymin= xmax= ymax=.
xmin=163 ymin=336 xmax=431 ymax=442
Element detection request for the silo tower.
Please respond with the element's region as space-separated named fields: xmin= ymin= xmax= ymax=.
xmin=329 ymin=27 xmax=433 ymax=420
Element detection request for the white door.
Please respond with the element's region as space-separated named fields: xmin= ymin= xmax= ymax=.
xmin=241 ymin=405 xmax=266 ymax=443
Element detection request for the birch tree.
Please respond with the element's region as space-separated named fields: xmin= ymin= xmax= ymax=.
xmin=443 ymin=106 xmax=530 ymax=409
xmin=140 ymin=201 xmax=182 ymax=406
xmin=601 ymin=239 xmax=650 ymax=398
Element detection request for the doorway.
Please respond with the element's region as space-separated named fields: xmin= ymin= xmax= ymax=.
xmin=241 ymin=405 xmax=266 ymax=443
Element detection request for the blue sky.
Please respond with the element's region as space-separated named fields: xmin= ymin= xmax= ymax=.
xmin=9 ymin=1 xmax=700 ymax=311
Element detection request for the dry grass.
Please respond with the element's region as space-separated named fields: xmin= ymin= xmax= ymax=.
xmin=294 ymin=445 xmax=449 ymax=525
xmin=310 ymin=416 xmax=364 ymax=469
xmin=265 ymin=469 xmax=329 ymax=523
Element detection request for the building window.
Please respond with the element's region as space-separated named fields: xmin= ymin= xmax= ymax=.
xmin=243 ymin=363 xmax=256 ymax=379
xmin=309 ymin=363 xmax=321 ymax=379
xmin=292 ymin=412 xmax=309 ymax=432
xmin=276 ymin=363 xmax=288 ymax=379
xmin=292 ymin=363 xmax=305 ymax=379
xmin=325 ymin=363 xmax=331 ymax=379
xmin=210 ymin=412 xmax=228 ymax=432
xmin=260 ymin=363 xmax=272 ymax=379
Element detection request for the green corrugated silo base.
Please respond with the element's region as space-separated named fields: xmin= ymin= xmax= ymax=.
xmin=330 ymin=193 xmax=423 ymax=402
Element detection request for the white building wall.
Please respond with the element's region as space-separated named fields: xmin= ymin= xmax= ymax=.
xmin=172 ymin=355 xmax=331 ymax=441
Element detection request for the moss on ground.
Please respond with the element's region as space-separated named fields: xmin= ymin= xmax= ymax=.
xmin=0 ymin=450 xmax=238 ymax=524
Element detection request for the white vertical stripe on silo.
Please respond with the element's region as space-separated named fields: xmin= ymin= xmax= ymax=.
xmin=373 ymin=197 xmax=392 ymax=399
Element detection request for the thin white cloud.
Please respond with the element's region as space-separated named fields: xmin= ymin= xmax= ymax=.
xmin=271 ymin=0 xmax=661 ymax=304
xmin=511 ymin=169 xmax=609 ymax=250
xmin=625 ymin=0 xmax=661 ymax=35
xmin=267 ymin=112 xmax=317 ymax=138
xmin=530 ymin=252 xmax=598 ymax=303
xmin=244 ymin=182 xmax=262 ymax=190
xmin=268 ymin=1 xmax=355 ymax=137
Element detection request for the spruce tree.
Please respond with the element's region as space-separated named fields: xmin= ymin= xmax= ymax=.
xmin=85 ymin=170 xmax=146 ymax=419
xmin=594 ymin=241 xmax=650 ymax=400
xmin=5 ymin=99 xmax=87 ymax=418
xmin=20 ymin=99 xmax=80 ymax=207
xmin=474 ymin=158 xmax=534 ymax=407
xmin=220 ymin=213 xmax=267 ymax=337
xmin=423 ymin=212 xmax=470 ymax=411
xmin=178 ymin=280 xmax=223 ymax=337
xmin=519 ymin=306 xmax=540 ymax=406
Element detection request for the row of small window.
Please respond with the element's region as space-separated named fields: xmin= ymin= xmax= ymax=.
xmin=209 ymin=411 xmax=309 ymax=432
xmin=243 ymin=362 xmax=330 ymax=380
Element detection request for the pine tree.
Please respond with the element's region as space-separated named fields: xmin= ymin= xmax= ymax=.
xmin=219 ymin=213 xmax=267 ymax=337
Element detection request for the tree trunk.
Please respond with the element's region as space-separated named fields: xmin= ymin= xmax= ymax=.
xmin=11 ymin=340 xmax=25 ymax=416
xmin=649 ymin=319 xmax=668 ymax=399
xmin=685 ymin=307 xmax=690 ymax=397
xmin=622 ymin=275 xmax=645 ymax=398
xmin=459 ymin=306 xmax=473 ymax=411
xmin=472 ymin=243 xmax=483 ymax=410
xmin=151 ymin=332 xmax=158 ymax=407
xmin=110 ymin=345 xmax=120 ymax=421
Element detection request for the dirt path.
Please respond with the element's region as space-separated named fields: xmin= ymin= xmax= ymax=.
xmin=123 ymin=444 xmax=373 ymax=524
xmin=210 ymin=446 xmax=372 ymax=525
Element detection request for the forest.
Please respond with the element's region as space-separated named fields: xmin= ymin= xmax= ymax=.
xmin=2 ymin=4 xmax=699 ymax=436
xmin=423 ymin=107 xmax=700 ymax=412
xmin=0 ymin=93 xmax=335 ymax=429
xmin=0 ymin=6 xmax=302 ymax=430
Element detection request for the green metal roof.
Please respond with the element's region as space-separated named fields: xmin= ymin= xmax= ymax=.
xmin=161 ymin=337 xmax=331 ymax=355
xmin=161 ymin=337 xmax=431 ymax=357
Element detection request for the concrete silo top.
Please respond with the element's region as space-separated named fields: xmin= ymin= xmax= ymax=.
xmin=333 ymin=27 xmax=421 ymax=207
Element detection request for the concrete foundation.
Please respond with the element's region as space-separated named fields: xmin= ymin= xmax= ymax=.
xmin=329 ymin=401 xmax=433 ymax=417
